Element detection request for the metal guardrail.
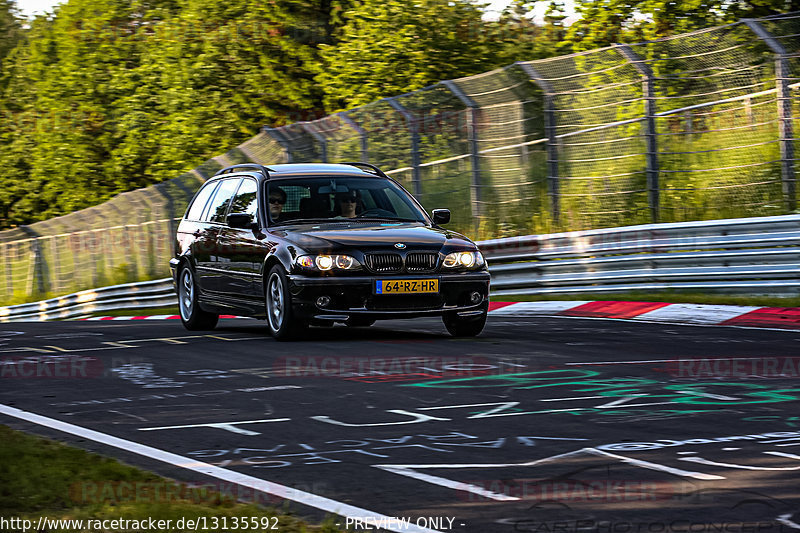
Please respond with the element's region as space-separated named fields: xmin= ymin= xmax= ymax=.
xmin=483 ymin=214 xmax=800 ymax=296
xmin=0 ymin=278 xmax=176 ymax=322
xmin=1 ymin=214 xmax=798 ymax=321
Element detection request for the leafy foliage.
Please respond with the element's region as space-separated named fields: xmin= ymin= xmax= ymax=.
xmin=0 ymin=0 xmax=796 ymax=228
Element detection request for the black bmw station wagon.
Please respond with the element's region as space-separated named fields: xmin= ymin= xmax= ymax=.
xmin=169 ymin=163 xmax=490 ymax=340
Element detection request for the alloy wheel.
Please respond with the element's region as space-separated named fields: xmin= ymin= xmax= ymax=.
xmin=267 ymin=273 xmax=284 ymax=331
xmin=179 ymin=268 xmax=194 ymax=321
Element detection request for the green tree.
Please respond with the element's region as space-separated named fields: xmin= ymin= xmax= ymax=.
xmin=316 ymin=0 xmax=497 ymax=111
xmin=0 ymin=0 xmax=350 ymax=228
xmin=565 ymin=0 xmax=800 ymax=49
xmin=0 ymin=0 xmax=22 ymax=67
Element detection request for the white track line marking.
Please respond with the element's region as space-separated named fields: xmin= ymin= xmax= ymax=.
xmin=377 ymin=447 xmax=723 ymax=481
xmin=378 ymin=466 xmax=520 ymax=502
xmin=0 ymin=404 xmax=442 ymax=533
xmin=777 ymin=513 xmax=800 ymax=530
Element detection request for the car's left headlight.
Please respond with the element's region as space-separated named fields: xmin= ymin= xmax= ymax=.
xmin=296 ymin=254 xmax=362 ymax=271
xmin=442 ymin=251 xmax=485 ymax=269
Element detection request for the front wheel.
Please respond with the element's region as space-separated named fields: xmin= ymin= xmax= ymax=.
xmin=443 ymin=310 xmax=487 ymax=337
xmin=178 ymin=265 xmax=218 ymax=331
xmin=265 ymin=265 xmax=306 ymax=341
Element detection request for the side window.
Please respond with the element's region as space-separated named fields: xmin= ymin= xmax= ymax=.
xmin=205 ymin=178 xmax=242 ymax=224
xmin=185 ymin=182 xmax=219 ymax=221
xmin=229 ymin=179 xmax=258 ymax=219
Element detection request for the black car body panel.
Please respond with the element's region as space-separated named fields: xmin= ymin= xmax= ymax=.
xmin=170 ymin=163 xmax=490 ymax=334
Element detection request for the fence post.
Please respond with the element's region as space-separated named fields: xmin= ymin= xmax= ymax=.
xmin=339 ymin=112 xmax=368 ymax=162
xmin=19 ymin=226 xmax=46 ymax=297
xmin=518 ymin=62 xmax=560 ymax=223
xmin=386 ymin=97 xmax=422 ymax=197
xmin=743 ymin=19 xmax=796 ymax=212
xmin=441 ymin=81 xmax=482 ymax=222
xmin=262 ymin=127 xmax=293 ymax=163
xmin=617 ymin=45 xmax=660 ymax=223
xmin=299 ymin=122 xmax=328 ymax=162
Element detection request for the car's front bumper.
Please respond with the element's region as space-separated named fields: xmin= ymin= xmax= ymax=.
xmin=288 ymin=271 xmax=490 ymax=321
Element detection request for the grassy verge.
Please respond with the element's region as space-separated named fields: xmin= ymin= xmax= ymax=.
xmin=77 ymin=306 xmax=180 ymax=318
xmin=0 ymin=425 xmax=343 ymax=532
xmin=491 ymin=292 xmax=800 ymax=308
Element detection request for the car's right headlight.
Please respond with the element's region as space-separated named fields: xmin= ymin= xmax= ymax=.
xmin=442 ymin=251 xmax=485 ymax=269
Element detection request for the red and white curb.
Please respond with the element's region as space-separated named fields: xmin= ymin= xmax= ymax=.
xmin=76 ymin=301 xmax=800 ymax=331
xmin=487 ymin=301 xmax=800 ymax=330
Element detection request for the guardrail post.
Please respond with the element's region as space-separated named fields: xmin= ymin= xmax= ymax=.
xmin=617 ymin=45 xmax=660 ymax=223
xmin=518 ymin=63 xmax=560 ymax=223
xmin=262 ymin=127 xmax=293 ymax=163
xmin=386 ymin=97 xmax=422 ymax=197
xmin=744 ymin=19 xmax=796 ymax=212
xmin=299 ymin=122 xmax=328 ymax=162
xmin=441 ymin=80 xmax=482 ymax=222
xmin=339 ymin=112 xmax=368 ymax=162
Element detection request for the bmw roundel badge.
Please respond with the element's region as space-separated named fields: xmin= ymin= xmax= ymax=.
xmin=394 ymin=243 xmax=406 ymax=249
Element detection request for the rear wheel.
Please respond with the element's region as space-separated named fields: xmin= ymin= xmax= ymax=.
xmin=443 ymin=309 xmax=487 ymax=337
xmin=178 ymin=265 xmax=218 ymax=331
xmin=265 ymin=265 xmax=306 ymax=341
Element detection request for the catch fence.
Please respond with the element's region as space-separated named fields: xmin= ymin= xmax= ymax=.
xmin=0 ymin=13 xmax=797 ymax=305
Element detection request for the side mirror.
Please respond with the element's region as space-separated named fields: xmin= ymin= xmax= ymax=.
xmin=431 ymin=209 xmax=450 ymax=225
xmin=227 ymin=213 xmax=255 ymax=229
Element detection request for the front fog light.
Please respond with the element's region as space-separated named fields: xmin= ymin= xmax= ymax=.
xmin=469 ymin=291 xmax=482 ymax=304
xmin=316 ymin=296 xmax=331 ymax=308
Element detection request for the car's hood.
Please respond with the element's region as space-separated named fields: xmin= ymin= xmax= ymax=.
xmin=272 ymin=222 xmax=474 ymax=252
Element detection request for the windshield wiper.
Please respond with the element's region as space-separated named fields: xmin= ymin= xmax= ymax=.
xmin=352 ymin=217 xmax=422 ymax=223
xmin=271 ymin=218 xmax=340 ymax=226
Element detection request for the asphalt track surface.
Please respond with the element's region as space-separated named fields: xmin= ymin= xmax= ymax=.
xmin=2 ymin=315 xmax=800 ymax=532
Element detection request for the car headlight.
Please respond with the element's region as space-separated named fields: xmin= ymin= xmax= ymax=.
xmin=442 ymin=251 xmax=484 ymax=269
xmin=296 ymin=255 xmax=361 ymax=271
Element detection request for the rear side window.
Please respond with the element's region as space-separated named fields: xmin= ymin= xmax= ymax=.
xmin=205 ymin=178 xmax=242 ymax=223
xmin=229 ymin=178 xmax=258 ymax=219
xmin=185 ymin=181 xmax=219 ymax=221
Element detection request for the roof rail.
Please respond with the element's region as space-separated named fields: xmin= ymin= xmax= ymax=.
xmin=215 ymin=164 xmax=275 ymax=179
xmin=341 ymin=162 xmax=389 ymax=179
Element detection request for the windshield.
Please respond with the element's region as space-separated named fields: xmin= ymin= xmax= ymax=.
xmin=266 ymin=176 xmax=428 ymax=225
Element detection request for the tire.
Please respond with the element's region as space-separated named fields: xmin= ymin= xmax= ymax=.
xmin=442 ymin=309 xmax=487 ymax=337
xmin=177 ymin=264 xmax=219 ymax=331
xmin=265 ymin=265 xmax=306 ymax=341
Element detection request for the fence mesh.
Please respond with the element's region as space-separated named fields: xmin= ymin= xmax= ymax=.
xmin=1 ymin=14 xmax=798 ymax=305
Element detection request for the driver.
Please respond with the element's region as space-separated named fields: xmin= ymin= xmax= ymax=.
xmin=335 ymin=190 xmax=360 ymax=218
xmin=269 ymin=186 xmax=287 ymax=221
